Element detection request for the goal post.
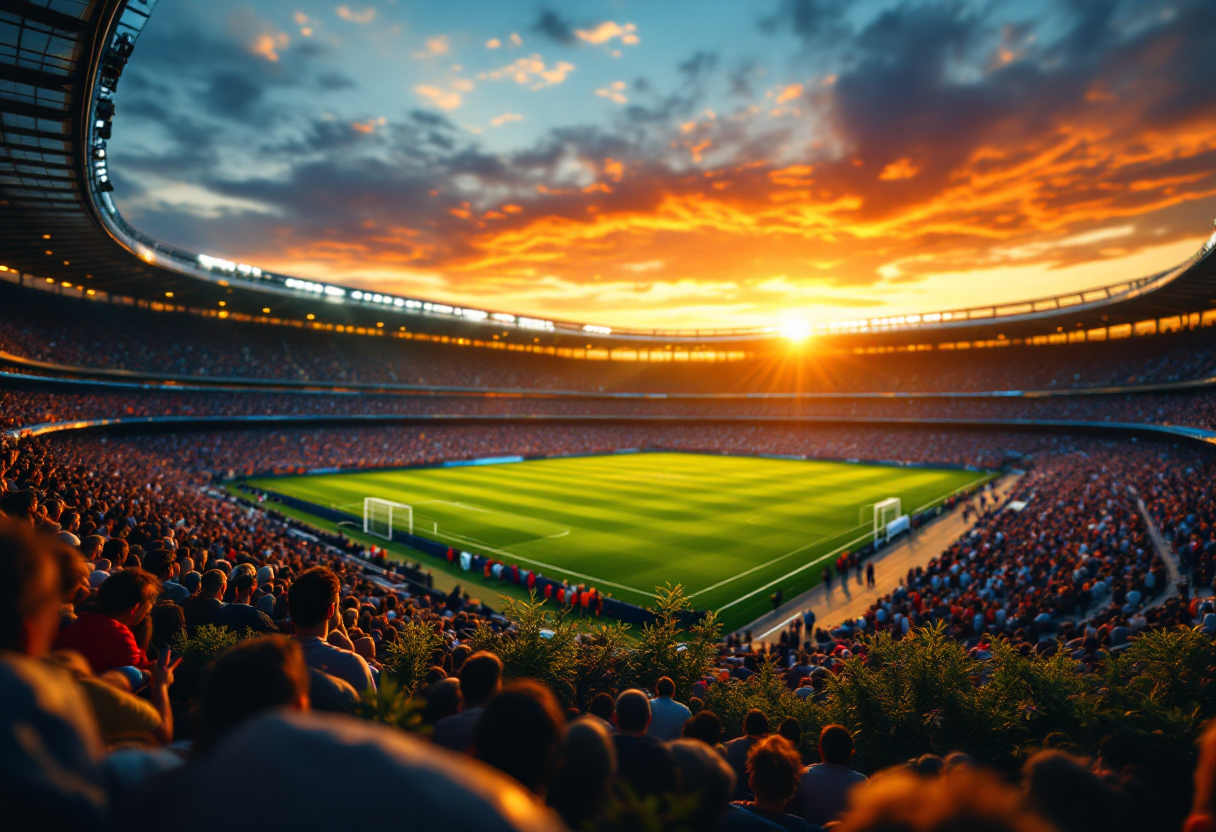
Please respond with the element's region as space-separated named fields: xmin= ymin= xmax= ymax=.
xmin=866 ymin=497 xmax=903 ymax=541
xmin=363 ymin=497 xmax=413 ymax=542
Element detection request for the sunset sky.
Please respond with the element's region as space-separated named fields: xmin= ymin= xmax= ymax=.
xmin=109 ymin=0 xmax=1216 ymax=328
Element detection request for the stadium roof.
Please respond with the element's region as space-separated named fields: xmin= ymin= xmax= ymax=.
xmin=2 ymin=0 xmax=1215 ymax=352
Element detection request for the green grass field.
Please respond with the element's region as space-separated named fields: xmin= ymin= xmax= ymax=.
xmin=248 ymin=452 xmax=989 ymax=632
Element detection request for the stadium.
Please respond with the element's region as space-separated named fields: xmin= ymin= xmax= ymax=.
xmin=2 ymin=1 xmax=1215 ymax=830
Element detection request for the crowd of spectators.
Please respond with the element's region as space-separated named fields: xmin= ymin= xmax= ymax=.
xmin=52 ymin=423 xmax=1091 ymax=477
xmin=2 ymin=413 xmax=1215 ymax=829
xmin=766 ymin=448 xmax=1187 ymax=653
xmin=7 ymin=280 xmax=1216 ymax=394
xmin=10 ymin=377 xmax=1216 ymax=444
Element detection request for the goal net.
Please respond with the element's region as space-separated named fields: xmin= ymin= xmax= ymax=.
xmin=862 ymin=497 xmax=903 ymax=541
xmin=363 ymin=498 xmax=413 ymax=542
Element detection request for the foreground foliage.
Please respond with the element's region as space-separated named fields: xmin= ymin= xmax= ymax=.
xmin=705 ymin=622 xmax=1216 ymax=785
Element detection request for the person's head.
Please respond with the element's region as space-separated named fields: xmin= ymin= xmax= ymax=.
xmin=655 ymin=676 xmax=675 ymax=698
xmin=1186 ymin=720 xmax=1216 ymax=832
xmin=778 ymin=716 xmax=801 ymax=748
xmin=837 ymin=770 xmax=1056 ymax=832
xmin=587 ymin=691 xmax=615 ymax=724
xmin=0 ymin=489 xmax=38 ymax=522
xmin=143 ymin=548 xmax=176 ymax=581
xmin=1096 ymin=732 xmax=1139 ymax=775
xmin=232 ymin=572 xmax=256 ymax=602
xmin=546 ymin=716 xmax=617 ymax=829
xmin=288 ymin=566 xmax=340 ymax=628
xmin=613 ymin=689 xmax=651 ymax=735
xmin=747 ymin=735 xmax=803 ymax=807
xmin=743 ymin=708 xmax=770 ymax=738
xmin=424 ymin=677 xmax=462 ymax=723
xmin=670 ymin=739 xmax=737 ymax=829
xmin=194 ymin=636 xmax=310 ymax=754
xmin=201 ymin=569 xmax=226 ymax=598
xmin=78 ymin=535 xmax=104 ymax=561
xmin=150 ymin=601 xmax=186 ymax=650
xmin=474 ymin=680 xmax=564 ymax=796
xmin=97 ymin=568 xmax=161 ymax=627
xmin=459 ymin=651 xmax=503 ymax=709
xmin=102 ymin=537 xmax=128 ymax=568
xmin=1022 ymin=749 xmax=1119 ymax=832
xmin=181 ymin=571 xmax=202 ymax=596
xmin=819 ymin=723 xmax=854 ymax=765
xmin=682 ymin=710 xmax=723 ymax=747
xmin=0 ymin=516 xmax=67 ymax=656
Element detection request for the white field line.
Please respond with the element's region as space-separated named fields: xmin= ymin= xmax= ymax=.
xmin=421 ymin=528 xmax=655 ymax=601
xmin=339 ymin=499 xmax=644 ymax=598
xmin=760 ymin=613 xmax=802 ymax=640
xmin=687 ymin=521 xmax=870 ymax=600
xmin=714 ymin=529 xmax=874 ymax=614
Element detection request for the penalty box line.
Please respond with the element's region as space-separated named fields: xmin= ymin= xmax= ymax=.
xmin=687 ymin=520 xmax=871 ymax=601
xmin=714 ymin=528 xmax=876 ymax=614
xmin=408 ymin=527 xmax=656 ymax=602
xmin=338 ymin=500 xmax=652 ymax=599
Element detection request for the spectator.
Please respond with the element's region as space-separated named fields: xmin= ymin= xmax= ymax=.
xmin=434 ymin=650 xmax=502 ymax=752
xmin=792 ymin=724 xmax=868 ymax=825
xmin=1021 ymin=750 xmax=1122 ymax=832
xmin=778 ymin=717 xmax=803 ymax=756
xmin=287 ymin=567 xmax=375 ymax=694
xmin=726 ymin=708 xmax=771 ymax=799
xmin=837 ymin=770 xmax=1055 ymax=832
xmin=211 ymin=572 xmax=277 ymax=634
xmin=55 ymin=568 xmax=160 ymax=674
xmin=183 ymin=569 xmax=225 ymax=631
xmin=0 ymin=516 xmax=108 ymax=830
xmin=144 ymin=549 xmax=189 ymax=604
xmin=612 ymin=688 xmax=677 ymax=799
xmin=733 ymin=736 xmax=817 ymax=831
xmin=648 ymin=675 xmax=692 ymax=741
xmin=474 ymin=680 xmax=564 ymax=797
xmin=586 ymin=691 xmax=617 ymax=734
xmin=546 ymin=716 xmax=616 ymax=828
xmin=125 ymin=711 xmax=563 ymax=832
xmin=193 ymin=635 xmax=310 ymax=754
xmin=1186 ymin=721 xmax=1216 ymax=832
xmin=668 ymin=739 xmax=778 ymax=832
xmin=683 ymin=709 xmax=726 ymax=753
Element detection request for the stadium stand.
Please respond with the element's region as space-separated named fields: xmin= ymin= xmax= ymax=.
xmin=7 ymin=279 xmax=1216 ymax=393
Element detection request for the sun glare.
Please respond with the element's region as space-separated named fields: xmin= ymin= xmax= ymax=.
xmin=781 ymin=319 xmax=812 ymax=343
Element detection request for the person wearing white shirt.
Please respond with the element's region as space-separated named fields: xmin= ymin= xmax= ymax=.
xmin=647 ymin=676 xmax=692 ymax=741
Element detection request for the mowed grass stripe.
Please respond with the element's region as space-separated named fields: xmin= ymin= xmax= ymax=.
xmin=249 ymin=453 xmax=988 ymax=631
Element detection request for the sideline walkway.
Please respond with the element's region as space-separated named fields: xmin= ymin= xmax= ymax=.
xmin=736 ymin=474 xmax=1024 ymax=640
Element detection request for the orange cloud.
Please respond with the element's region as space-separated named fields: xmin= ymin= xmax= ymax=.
xmin=879 ymin=158 xmax=920 ymax=181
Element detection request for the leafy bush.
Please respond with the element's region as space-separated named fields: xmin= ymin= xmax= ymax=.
xmin=470 ymin=592 xmax=582 ymax=705
xmin=702 ymin=654 xmax=824 ymax=757
xmin=574 ymin=621 xmax=634 ymax=709
xmin=352 ymin=677 xmax=426 ymax=733
xmin=170 ymin=624 xmax=248 ymax=667
xmin=379 ymin=618 xmax=444 ymax=697
xmin=627 ymin=584 xmax=721 ymax=701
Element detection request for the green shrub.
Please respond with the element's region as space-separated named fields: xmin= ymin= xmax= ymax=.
xmin=170 ymin=624 xmax=249 ymax=666
xmin=470 ymin=592 xmax=582 ymax=705
xmin=379 ymin=618 xmax=445 ymax=697
xmin=627 ymin=584 xmax=721 ymax=701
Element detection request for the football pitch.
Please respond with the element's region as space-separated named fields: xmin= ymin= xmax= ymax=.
xmin=249 ymin=452 xmax=990 ymax=632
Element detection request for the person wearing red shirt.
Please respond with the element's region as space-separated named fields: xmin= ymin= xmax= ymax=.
xmin=55 ymin=567 xmax=160 ymax=674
